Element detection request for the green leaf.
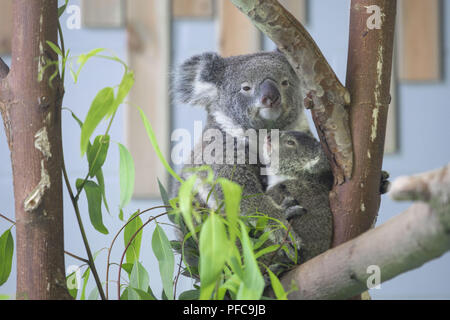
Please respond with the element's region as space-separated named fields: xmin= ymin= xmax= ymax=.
xmin=128 ymin=261 xmax=150 ymax=300
xmin=199 ymin=213 xmax=229 ymax=300
xmin=66 ymin=271 xmax=78 ymax=299
xmin=80 ymin=87 xmax=114 ymax=156
xmin=87 ymin=135 xmax=110 ymax=178
xmin=124 ymin=211 xmax=143 ymax=265
xmin=178 ymin=175 xmax=197 ymax=240
xmin=217 ymin=178 xmax=241 ymax=244
xmin=137 ymin=106 xmax=183 ymax=183
xmin=46 ymin=41 xmax=63 ymax=57
xmin=0 ymin=229 xmax=14 ymax=286
xmin=95 ymin=168 xmax=110 ymax=214
xmin=254 ymin=244 xmax=280 ymax=259
xmin=58 ymin=0 xmax=69 ymax=17
xmin=74 ymin=48 xmax=105 ymax=83
xmin=118 ymin=143 xmax=135 ymax=209
xmin=253 ymin=231 xmax=270 ymax=250
xmin=152 ymin=224 xmax=175 ymax=300
xmin=266 ymin=268 xmax=288 ymax=300
xmin=80 ymin=268 xmax=90 ymax=300
xmin=121 ymin=263 xmax=134 ymax=276
xmin=157 ymin=178 xmax=170 ymax=207
xmin=130 ymin=288 xmax=156 ymax=300
xmin=107 ymin=71 xmax=134 ymax=118
xmin=88 ymin=287 xmax=99 ymax=300
xmin=236 ymin=221 xmax=264 ymax=300
xmin=77 ymin=179 xmax=108 ymax=234
xmin=120 ymin=287 xmax=129 ymax=300
xmin=178 ymin=289 xmax=200 ymax=300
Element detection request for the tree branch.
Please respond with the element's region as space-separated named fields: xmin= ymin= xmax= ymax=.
xmin=279 ymin=164 xmax=450 ymax=299
xmin=330 ymin=0 xmax=396 ymax=247
xmin=230 ymin=0 xmax=353 ymax=183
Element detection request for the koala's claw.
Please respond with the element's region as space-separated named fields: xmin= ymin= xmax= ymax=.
xmin=380 ymin=170 xmax=390 ymax=194
xmin=281 ymin=197 xmax=307 ymax=221
xmin=286 ymin=205 xmax=307 ymax=221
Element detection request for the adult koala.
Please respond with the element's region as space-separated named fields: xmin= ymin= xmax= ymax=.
xmin=171 ymin=51 xmax=310 ymax=269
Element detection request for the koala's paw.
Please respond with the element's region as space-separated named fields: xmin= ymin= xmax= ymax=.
xmin=281 ymin=197 xmax=307 ymax=221
xmin=380 ymin=170 xmax=391 ymax=194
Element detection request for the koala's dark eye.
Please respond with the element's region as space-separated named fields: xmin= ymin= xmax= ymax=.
xmin=286 ymin=139 xmax=296 ymax=147
xmin=281 ymin=79 xmax=289 ymax=87
xmin=240 ymin=82 xmax=252 ymax=93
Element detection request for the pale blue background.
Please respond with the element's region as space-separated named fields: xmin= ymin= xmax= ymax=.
xmin=1 ymin=0 xmax=449 ymax=299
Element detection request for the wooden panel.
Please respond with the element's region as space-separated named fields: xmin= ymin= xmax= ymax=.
xmin=398 ymin=0 xmax=441 ymax=81
xmin=81 ymin=0 xmax=124 ymax=28
xmin=0 ymin=0 xmax=12 ymax=54
xmin=218 ymin=0 xmax=261 ymax=57
xmin=172 ymin=0 xmax=213 ymax=18
xmin=126 ymin=0 xmax=171 ymax=197
xmin=279 ymin=0 xmax=307 ymax=24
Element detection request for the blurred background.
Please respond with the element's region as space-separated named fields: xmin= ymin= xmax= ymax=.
xmin=0 ymin=0 xmax=449 ymax=299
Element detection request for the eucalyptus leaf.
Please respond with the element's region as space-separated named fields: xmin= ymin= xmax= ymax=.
xmin=137 ymin=106 xmax=183 ymax=183
xmin=266 ymin=268 xmax=288 ymax=300
xmin=118 ymin=143 xmax=135 ymax=209
xmin=58 ymin=0 xmax=69 ymax=17
xmin=178 ymin=289 xmax=200 ymax=300
xmin=158 ymin=178 xmax=170 ymax=207
xmin=46 ymin=41 xmax=63 ymax=57
xmin=87 ymin=135 xmax=110 ymax=178
xmin=88 ymin=287 xmax=99 ymax=300
xmin=152 ymin=224 xmax=175 ymax=300
xmin=178 ymin=175 xmax=198 ymax=240
xmin=130 ymin=288 xmax=156 ymax=300
xmin=236 ymin=221 xmax=264 ymax=300
xmin=80 ymin=87 xmax=114 ymax=156
xmin=199 ymin=213 xmax=229 ymax=300
xmin=0 ymin=229 xmax=14 ymax=286
xmin=217 ymin=178 xmax=241 ymax=244
xmin=107 ymin=71 xmax=134 ymax=118
xmin=95 ymin=168 xmax=109 ymax=214
xmin=129 ymin=261 xmax=150 ymax=300
xmin=124 ymin=211 xmax=143 ymax=265
xmin=78 ymin=179 xmax=108 ymax=235
xmin=66 ymin=271 xmax=78 ymax=299
xmin=80 ymin=267 xmax=90 ymax=300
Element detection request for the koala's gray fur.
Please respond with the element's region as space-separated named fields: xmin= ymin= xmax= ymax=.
xmin=171 ymin=51 xmax=312 ymax=270
xmin=264 ymin=131 xmax=334 ymax=263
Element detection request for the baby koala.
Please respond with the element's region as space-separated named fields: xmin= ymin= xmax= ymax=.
xmin=263 ymin=131 xmax=334 ymax=263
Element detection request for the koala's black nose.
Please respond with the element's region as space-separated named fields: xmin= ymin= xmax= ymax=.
xmin=260 ymin=78 xmax=280 ymax=108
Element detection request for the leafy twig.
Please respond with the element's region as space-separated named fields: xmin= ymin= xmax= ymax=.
xmin=117 ymin=212 xmax=168 ymax=300
xmin=105 ymin=205 xmax=169 ymax=299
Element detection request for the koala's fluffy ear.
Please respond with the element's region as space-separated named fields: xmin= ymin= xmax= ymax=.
xmin=174 ymin=52 xmax=225 ymax=107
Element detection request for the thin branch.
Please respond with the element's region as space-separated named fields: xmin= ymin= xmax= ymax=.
xmin=64 ymin=251 xmax=89 ymax=264
xmin=0 ymin=213 xmax=15 ymax=225
xmin=61 ymin=155 xmax=106 ymax=300
xmin=279 ymin=165 xmax=450 ymax=299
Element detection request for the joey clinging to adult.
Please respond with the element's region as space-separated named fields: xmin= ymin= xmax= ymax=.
xmin=263 ymin=131 xmax=334 ymax=263
xmin=172 ymin=51 xmax=311 ymax=263
xmin=263 ymin=131 xmax=391 ymax=263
